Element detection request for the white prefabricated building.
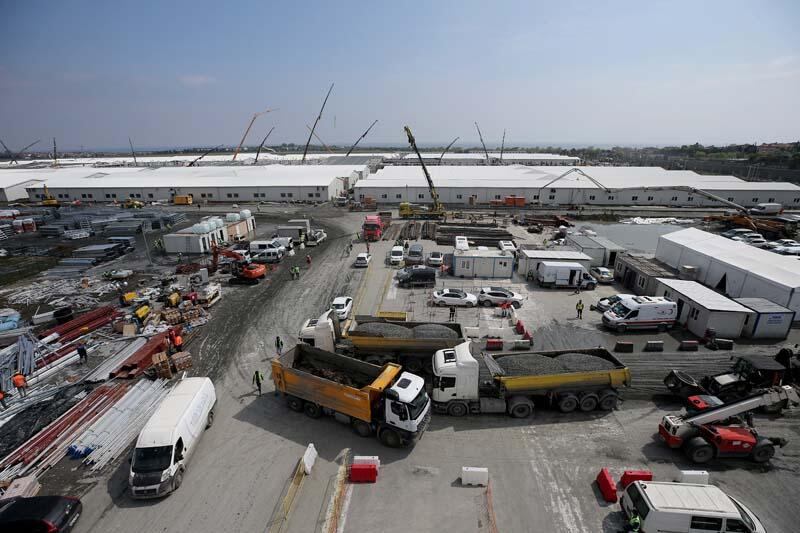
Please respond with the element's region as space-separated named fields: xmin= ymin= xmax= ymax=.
xmin=654 ymin=278 xmax=753 ymax=338
xmin=452 ymin=249 xmax=514 ymax=278
xmin=565 ymin=235 xmax=625 ymax=267
xmin=734 ymin=298 xmax=796 ymax=339
xmin=162 ymin=212 xmax=256 ymax=254
xmin=655 ymin=228 xmax=800 ymax=317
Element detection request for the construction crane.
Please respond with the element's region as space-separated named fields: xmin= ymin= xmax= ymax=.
xmin=345 ymin=119 xmax=378 ymax=157
xmin=302 ymin=83 xmax=334 ymax=162
xmin=499 ymin=129 xmax=506 ymax=162
xmin=128 ymin=137 xmax=138 ymax=165
xmin=438 ymin=136 xmax=460 ymax=165
xmin=254 ymin=127 xmax=276 ymax=164
xmin=400 ymin=126 xmax=445 ymax=220
xmin=52 ymin=138 xmax=58 ymax=166
xmin=659 ymin=385 xmax=799 ymax=464
xmin=210 ymin=245 xmax=267 ymax=285
xmin=305 ymin=125 xmax=333 ymax=154
xmin=0 ymin=139 xmax=40 ymax=165
xmin=474 ymin=122 xmax=490 ymax=164
xmin=187 ymin=145 xmax=222 ymax=167
xmin=232 ymin=108 xmax=277 ymax=161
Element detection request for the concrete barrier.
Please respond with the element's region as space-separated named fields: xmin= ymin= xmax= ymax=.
xmin=620 ymin=470 xmax=652 ymax=489
xmin=462 ymin=466 xmax=489 ymax=486
xmin=596 ymin=468 xmax=618 ymax=503
xmin=679 ymin=340 xmax=699 ymax=351
xmin=644 ymin=340 xmax=664 ymax=352
xmin=614 ymin=341 xmax=634 ymax=353
xmin=716 ymin=339 xmax=735 ymax=350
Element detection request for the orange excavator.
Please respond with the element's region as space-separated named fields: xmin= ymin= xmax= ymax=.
xmin=210 ymin=245 xmax=267 ymax=285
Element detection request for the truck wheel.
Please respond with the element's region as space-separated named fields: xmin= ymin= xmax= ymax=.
xmin=352 ymin=419 xmax=372 ymax=437
xmin=482 ymin=300 xmax=493 ymax=307
xmin=303 ymin=402 xmax=322 ymax=418
xmin=685 ymin=437 xmax=714 ymax=464
xmin=403 ymin=357 xmax=423 ymax=373
xmin=205 ymin=410 xmax=214 ymax=429
xmin=447 ymin=402 xmax=468 ymax=417
xmin=587 ymin=284 xmax=596 ymax=290
xmin=752 ymin=442 xmax=775 ymax=463
xmin=508 ymin=397 xmax=534 ymax=418
xmin=379 ymin=428 xmax=403 ymax=448
xmin=287 ymin=396 xmax=304 ymax=412
xmin=579 ymin=393 xmax=599 ymax=412
xmin=173 ymin=469 xmax=184 ymax=491
xmin=616 ymin=324 xmax=627 ymax=333
xmin=598 ymin=392 xmax=618 ymax=411
xmin=557 ymin=394 xmax=578 ymax=413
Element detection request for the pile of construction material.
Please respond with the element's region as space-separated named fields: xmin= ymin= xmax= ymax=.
xmin=0 ymin=277 xmax=119 ymax=308
xmin=495 ymin=352 xmax=615 ymax=376
xmin=431 ymin=223 xmax=514 ymax=247
xmin=412 ymin=324 xmax=459 ymax=339
xmin=353 ymin=322 xmax=414 ymax=338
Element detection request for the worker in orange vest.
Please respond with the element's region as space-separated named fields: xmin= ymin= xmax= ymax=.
xmin=12 ymin=371 xmax=28 ymax=398
xmin=173 ymin=334 xmax=183 ymax=354
xmin=0 ymin=388 xmax=7 ymax=409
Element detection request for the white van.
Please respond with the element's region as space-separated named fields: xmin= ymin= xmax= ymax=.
xmin=129 ymin=378 xmax=216 ymax=498
xmin=389 ymin=246 xmax=405 ymax=265
xmin=536 ymin=261 xmax=597 ymax=290
xmin=602 ymin=295 xmax=676 ymax=332
xmin=750 ymin=203 xmax=782 ymax=215
xmin=620 ymin=481 xmax=766 ymax=533
xmin=252 ymin=248 xmax=283 ymax=264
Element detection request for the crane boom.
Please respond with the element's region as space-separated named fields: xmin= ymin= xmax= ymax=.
xmin=438 ymin=136 xmax=460 ymax=164
xmin=305 ymin=125 xmax=333 ymax=154
xmin=254 ymin=127 xmax=276 ymax=164
xmin=302 ymin=83 xmax=334 ymax=162
xmin=404 ymin=125 xmax=443 ymax=212
xmin=474 ymin=122 xmax=490 ymax=163
xmin=499 ymin=129 xmax=506 ymax=162
xmin=187 ymin=145 xmax=222 ymax=167
xmin=1 ymin=139 xmax=40 ymax=165
xmin=679 ymin=386 xmax=799 ymax=427
xmin=345 ymin=119 xmax=378 ymax=157
xmin=128 ymin=137 xmax=138 ymax=165
xmin=233 ymin=108 xmax=277 ymax=161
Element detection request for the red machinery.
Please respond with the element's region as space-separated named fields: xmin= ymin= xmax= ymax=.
xmin=362 ymin=215 xmax=384 ymax=242
xmin=210 ymin=245 xmax=267 ymax=285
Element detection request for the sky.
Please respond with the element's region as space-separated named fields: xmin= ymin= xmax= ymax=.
xmin=1 ymin=0 xmax=799 ymax=151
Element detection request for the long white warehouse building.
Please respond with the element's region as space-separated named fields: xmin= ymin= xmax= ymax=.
xmin=353 ymin=165 xmax=800 ymax=208
xmin=387 ymin=152 xmax=581 ymax=166
xmin=13 ymin=165 xmax=368 ymax=203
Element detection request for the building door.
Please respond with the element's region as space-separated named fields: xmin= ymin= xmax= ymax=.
xmin=676 ymin=298 xmax=686 ymax=321
xmin=715 ymin=274 xmax=727 ymax=294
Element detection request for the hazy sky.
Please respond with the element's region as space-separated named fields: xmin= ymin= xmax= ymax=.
xmin=1 ymin=0 xmax=799 ymax=150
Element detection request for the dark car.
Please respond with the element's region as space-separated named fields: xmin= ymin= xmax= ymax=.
xmin=0 ymin=496 xmax=82 ymax=532
xmin=396 ymin=265 xmax=436 ymax=287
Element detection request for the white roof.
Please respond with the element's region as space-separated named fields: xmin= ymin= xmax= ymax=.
xmin=521 ymin=249 xmax=593 ymax=261
xmin=355 ymin=165 xmax=800 ymax=192
xmin=455 ymin=248 xmax=513 ymax=258
xmin=400 ymin=152 xmax=579 ymax=161
xmin=136 ymin=378 xmax=212 ymax=447
xmin=637 ymin=482 xmax=738 ymax=516
xmin=660 ymin=228 xmax=800 ymax=290
xmin=656 ymin=278 xmax=752 ymax=312
xmin=19 ymin=164 xmax=367 ymax=189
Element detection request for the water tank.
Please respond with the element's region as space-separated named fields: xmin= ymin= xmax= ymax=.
xmin=191 ymin=223 xmax=206 ymax=234
xmin=210 ymin=217 xmax=223 ymax=229
xmin=226 ymin=213 xmax=241 ymax=223
xmin=239 ymin=209 xmax=252 ymax=219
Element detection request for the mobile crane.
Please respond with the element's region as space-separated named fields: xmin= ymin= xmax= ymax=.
xmin=658 ymin=385 xmax=800 ymax=464
xmin=399 ymin=126 xmax=446 ymax=220
xmin=210 ymin=245 xmax=267 ymax=285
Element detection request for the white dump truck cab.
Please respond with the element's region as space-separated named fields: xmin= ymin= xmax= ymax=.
xmin=432 ymin=342 xmax=480 ymax=404
xmin=382 ymin=372 xmax=431 ymax=443
xmin=297 ymin=310 xmax=340 ymax=352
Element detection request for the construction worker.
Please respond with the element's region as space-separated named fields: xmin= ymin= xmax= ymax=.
xmin=366 ymin=241 xmax=370 ymax=254
xmin=275 ymin=335 xmax=283 ymax=356
xmin=12 ymin=371 xmax=28 ymax=398
xmin=77 ymin=342 xmax=88 ymax=364
xmin=306 ymin=254 xmax=312 ymax=267
xmin=449 ymin=306 xmax=456 ymax=322
xmin=252 ymin=369 xmax=264 ymax=396
xmin=173 ymin=333 xmax=184 ymax=353
xmin=0 ymin=388 xmax=7 ymax=410
xmin=576 ymin=300 xmax=584 ymax=319
xmin=625 ymin=510 xmax=641 ymax=532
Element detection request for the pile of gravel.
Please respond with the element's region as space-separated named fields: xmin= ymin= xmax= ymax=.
xmin=353 ymin=322 xmax=413 ymax=339
xmin=412 ymin=324 xmax=459 ymax=339
xmin=556 ymin=353 xmax=616 ymax=372
xmin=495 ymin=354 xmax=567 ymax=376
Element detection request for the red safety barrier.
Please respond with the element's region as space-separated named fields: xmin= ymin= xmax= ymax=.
xmin=515 ymin=320 xmax=525 ymax=334
xmin=485 ymin=338 xmax=504 ymax=351
xmin=522 ymin=330 xmax=533 ymax=342
xmin=620 ymin=470 xmax=652 ymax=489
xmin=596 ymin=468 xmax=618 ymax=503
xmin=349 ymin=463 xmax=378 ymax=483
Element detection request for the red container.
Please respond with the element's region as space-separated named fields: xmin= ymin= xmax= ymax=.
xmin=349 ymin=464 xmax=378 ymax=483
xmin=485 ymin=338 xmax=504 ymax=351
xmin=620 ymin=470 xmax=653 ymax=489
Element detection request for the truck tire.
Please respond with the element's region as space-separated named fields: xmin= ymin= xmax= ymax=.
xmin=586 ymin=284 xmax=596 ymax=290
xmin=752 ymin=442 xmax=775 ymax=463
xmin=447 ymin=402 xmax=468 ymax=417
xmin=173 ymin=469 xmax=184 ymax=491
xmin=598 ymin=391 xmax=619 ymax=411
xmin=379 ymin=428 xmax=403 ymax=448
xmin=557 ymin=394 xmax=579 ymax=413
xmin=403 ymin=357 xmax=423 ymax=373
xmin=352 ymin=419 xmax=372 ymax=437
xmin=287 ymin=396 xmax=304 ymax=412
xmin=507 ymin=397 xmax=534 ymax=418
xmin=616 ymin=324 xmax=627 ymax=333
xmin=579 ymin=393 xmax=599 ymax=412
xmin=685 ymin=437 xmax=714 ymax=464
xmin=205 ymin=410 xmax=214 ymax=429
xmin=303 ymin=402 xmax=322 ymax=418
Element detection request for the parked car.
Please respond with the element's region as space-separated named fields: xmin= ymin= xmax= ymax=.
xmin=397 ymin=266 xmax=437 ymax=287
xmin=354 ymin=253 xmax=372 ymax=267
xmin=589 ymin=266 xmax=614 ymax=283
xmin=427 ymin=250 xmax=444 ymax=267
xmin=251 ymin=248 xmax=283 ymax=264
xmin=731 ymin=233 xmax=762 ymax=242
xmin=596 ymin=293 xmax=634 ymax=312
xmin=765 ymin=239 xmax=799 ymax=250
xmin=405 ymin=243 xmax=424 ymax=265
xmin=478 ymin=287 xmax=524 ymax=308
xmin=775 ymin=245 xmax=800 ymax=256
xmin=721 ymin=228 xmax=754 ymax=239
xmin=389 ymin=246 xmax=405 ymax=265
xmin=330 ymin=296 xmax=353 ymax=320
xmin=432 ymin=288 xmax=477 ymax=307
xmin=0 ymin=496 xmax=83 ymax=532
xmin=746 ymin=237 xmax=769 ymax=248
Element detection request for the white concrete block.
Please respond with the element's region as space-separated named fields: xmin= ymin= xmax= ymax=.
xmin=302 ymin=443 xmax=318 ymax=474
xmin=464 ymin=326 xmax=480 ymax=338
xmin=461 ymin=466 xmax=489 ymax=486
xmin=678 ymin=470 xmax=709 ymax=484
xmin=353 ymin=455 xmax=381 ymax=469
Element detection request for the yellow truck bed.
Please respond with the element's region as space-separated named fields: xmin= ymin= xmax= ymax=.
xmin=271 ymin=344 xmax=401 ymax=422
xmin=345 ymin=316 xmax=464 ymax=355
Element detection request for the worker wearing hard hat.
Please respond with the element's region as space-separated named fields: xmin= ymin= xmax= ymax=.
xmin=12 ymin=371 xmax=28 ymax=398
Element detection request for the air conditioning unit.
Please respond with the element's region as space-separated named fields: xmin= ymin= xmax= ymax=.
xmin=679 ymin=265 xmax=698 ymax=279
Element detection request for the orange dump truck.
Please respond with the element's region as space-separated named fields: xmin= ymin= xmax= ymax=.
xmin=271 ymin=344 xmax=431 ymax=447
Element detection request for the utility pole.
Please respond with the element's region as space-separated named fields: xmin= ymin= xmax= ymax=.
xmin=302 ymin=83 xmax=334 ymax=163
xmin=52 ymin=138 xmax=58 ymax=166
xmin=474 ymin=122 xmax=490 ymax=164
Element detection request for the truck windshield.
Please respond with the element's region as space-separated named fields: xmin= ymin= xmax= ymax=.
xmin=132 ymin=446 xmax=173 ymax=473
xmin=610 ymin=302 xmax=631 ymax=317
xmin=364 ymin=224 xmax=379 ymax=230
xmin=406 ymin=389 xmax=429 ymax=420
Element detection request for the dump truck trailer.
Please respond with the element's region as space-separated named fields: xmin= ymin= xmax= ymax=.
xmin=271 ymin=344 xmax=431 ymax=447
xmin=298 ymin=311 xmax=465 ymax=374
xmin=432 ymin=341 xmax=631 ymax=417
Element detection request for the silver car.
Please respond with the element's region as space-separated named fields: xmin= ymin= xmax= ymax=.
xmin=478 ymin=287 xmax=524 ymax=308
xmin=427 ymin=251 xmax=444 ymax=267
xmin=590 ymin=267 xmax=614 ymax=283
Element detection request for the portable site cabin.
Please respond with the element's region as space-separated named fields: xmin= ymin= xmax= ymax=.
xmin=655 ymin=228 xmax=800 ymax=317
xmin=734 ymin=298 xmax=796 ymax=339
xmin=654 ymin=278 xmax=753 ymax=338
xmin=565 ymin=235 xmax=625 ymax=267
xmin=452 ymin=249 xmax=514 ymax=278
xmin=614 ymin=253 xmax=678 ymax=296
xmin=517 ymin=249 xmax=592 ymax=279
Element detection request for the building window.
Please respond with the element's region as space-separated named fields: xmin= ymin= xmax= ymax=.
xmin=81 ymin=193 xmax=87 ymax=198
xmin=588 ymin=195 xmax=595 ymax=201
xmin=308 ymin=193 xmax=314 ymax=198
xmin=727 ymin=197 xmax=735 ymax=202
xmin=550 ymin=188 xmax=556 ymax=193
xmin=381 ymin=194 xmax=387 ymax=199
xmin=456 ymin=194 xmax=462 ymax=199
xmin=637 ymin=277 xmax=645 ymax=288
xmin=647 ymin=196 xmax=653 ymax=201
xmin=671 ymin=196 xmax=678 ymax=201
xmin=207 ymin=193 xmax=213 ymax=198
xmin=418 ymin=194 xmax=425 ymax=199
xmin=548 ymin=195 xmax=555 ymax=200
xmin=359 ymin=194 xmax=364 ymax=199
xmin=752 ymin=197 xmax=759 ymax=203
xmin=227 ymin=193 xmax=233 ymax=198
xmin=234 ymin=193 xmax=239 ymax=198
xmin=533 ymin=195 xmax=539 ymax=200
xmin=607 ymin=196 xmax=615 ymax=201
xmin=287 ymin=193 xmax=292 ymax=198
xmin=631 ymin=196 xmax=638 ymax=201
xmin=315 ymin=193 xmax=320 ymax=197
xmin=768 ymin=197 xmax=775 ymax=203
xmin=280 ymin=193 xmax=286 ymax=198
xmin=201 ymin=193 xmax=207 ymax=198
xmin=105 ymin=194 xmax=111 ymax=199
xmin=111 ymin=193 xmax=117 ymax=198
xmin=88 ymin=193 xmax=93 ymax=199
xmin=147 ymin=193 xmax=153 ymax=198
xmin=794 ymin=198 xmax=800 ymax=203
xmin=396 ymin=194 xmax=402 ymax=199
xmin=254 ymin=193 xmax=260 ymax=199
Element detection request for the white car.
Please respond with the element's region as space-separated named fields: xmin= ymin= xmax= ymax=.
xmin=732 ymin=233 xmax=762 ymax=242
xmin=747 ymin=237 xmax=769 ymax=248
xmin=590 ymin=266 xmax=614 ymax=283
xmin=478 ymin=287 xmax=523 ymax=308
xmin=775 ymin=245 xmax=800 ymax=256
xmin=427 ymin=251 xmax=444 ymax=266
xmin=354 ymin=253 xmax=372 ymax=267
xmin=432 ymin=288 xmax=477 ymax=307
xmin=330 ymin=296 xmax=353 ymax=320
xmin=389 ymin=246 xmax=405 ymax=265
xmin=765 ymin=239 xmax=799 ymax=250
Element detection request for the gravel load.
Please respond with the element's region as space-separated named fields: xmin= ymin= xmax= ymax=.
xmin=352 ymin=322 xmax=413 ymax=339
xmin=495 ymin=354 xmax=567 ymax=376
xmin=556 ymin=353 xmax=616 ymax=372
xmin=412 ymin=324 xmax=459 ymax=339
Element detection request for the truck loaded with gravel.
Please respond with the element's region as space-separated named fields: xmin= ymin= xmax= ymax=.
xmin=431 ymin=341 xmax=631 ymax=418
xmin=271 ymin=343 xmax=431 ymax=447
xmin=298 ymin=311 xmax=464 ymax=374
